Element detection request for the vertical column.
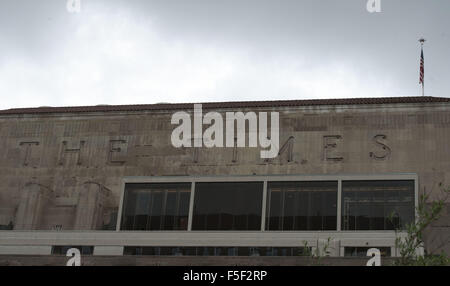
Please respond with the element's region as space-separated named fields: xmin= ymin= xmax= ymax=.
xmin=414 ymin=177 xmax=419 ymax=223
xmin=187 ymin=181 xmax=196 ymax=231
xmin=260 ymin=180 xmax=268 ymax=231
xmin=74 ymin=182 xmax=109 ymax=230
xmin=116 ymin=180 xmax=126 ymax=231
xmin=14 ymin=183 xmax=52 ymax=230
xmin=337 ymin=179 xmax=342 ymax=231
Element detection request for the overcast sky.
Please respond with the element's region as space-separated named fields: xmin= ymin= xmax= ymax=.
xmin=0 ymin=0 xmax=449 ymax=109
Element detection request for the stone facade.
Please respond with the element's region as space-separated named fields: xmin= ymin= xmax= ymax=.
xmin=0 ymin=97 xmax=449 ymax=256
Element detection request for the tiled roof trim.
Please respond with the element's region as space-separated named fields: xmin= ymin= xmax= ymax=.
xmin=1 ymin=96 xmax=449 ymax=115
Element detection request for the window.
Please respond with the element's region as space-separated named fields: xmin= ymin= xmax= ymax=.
xmin=123 ymin=246 xmax=309 ymax=256
xmin=102 ymin=211 xmax=118 ymax=230
xmin=344 ymin=247 xmax=391 ymax=257
xmin=0 ymin=221 xmax=13 ymax=230
xmin=342 ymin=180 xmax=415 ymax=230
xmin=192 ymin=182 xmax=263 ymax=230
xmin=266 ymin=181 xmax=337 ymax=231
xmin=51 ymin=246 xmax=94 ymax=255
xmin=120 ymin=183 xmax=191 ymax=230
xmin=119 ymin=176 xmax=416 ymax=234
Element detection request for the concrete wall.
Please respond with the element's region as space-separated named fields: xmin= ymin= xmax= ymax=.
xmin=0 ymin=101 xmax=449 ymax=254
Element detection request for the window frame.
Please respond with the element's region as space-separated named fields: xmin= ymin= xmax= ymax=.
xmin=265 ymin=181 xmax=338 ymax=231
xmin=120 ymin=182 xmax=192 ymax=231
xmin=117 ymin=174 xmax=418 ymax=232
xmin=341 ymin=180 xmax=416 ymax=231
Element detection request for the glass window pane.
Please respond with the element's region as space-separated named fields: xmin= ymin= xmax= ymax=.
xmin=134 ymin=190 xmax=150 ymax=230
xmin=266 ymin=181 xmax=337 ymax=231
xmin=120 ymin=183 xmax=191 ymax=231
xmin=192 ymin=182 xmax=263 ymax=231
xmin=51 ymin=246 xmax=93 ymax=255
xmin=149 ymin=190 xmax=163 ymax=230
xmin=163 ymin=191 xmax=177 ymax=230
xmin=122 ymin=190 xmax=137 ymax=230
xmin=283 ymin=190 xmax=296 ymax=230
xmin=344 ymin=247 xmax=391 ymax=257
xmin=342 ymin=180 xmax=414 ymax=230
xmin=177 ymin=191 xmax=191 ymax=230
xmin=267 ymin=188 xmax=282 ymax=230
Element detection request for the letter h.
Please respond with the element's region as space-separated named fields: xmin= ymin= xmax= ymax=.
xmin=59 ymin=140 xmax=85 ymax=166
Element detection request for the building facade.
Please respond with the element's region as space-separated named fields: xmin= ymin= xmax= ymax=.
xmin=0 ymin=96 xmax=449 ymax=262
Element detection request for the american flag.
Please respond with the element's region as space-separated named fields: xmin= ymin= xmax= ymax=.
xmin=419 ymin=48 xmax=424 ymax=85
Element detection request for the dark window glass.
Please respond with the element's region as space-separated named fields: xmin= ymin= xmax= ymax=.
xmin=344 ymin=247 xmax=391 ymax=257
xmin=268 ymin=189 xmax=282 ymax=230
xmin=164 ymin=191 xmax=177 ymax=230
xmin=159 ymin=247 xmax=172 ymax=256
xmin=51 ymin=246 xmax=94 ymax=255
xmin=238 ymin=247 xmax=250 ymax=256
xmin=142 ymin=247 xmax=155 ymax=255
xmin=341 ymin=180 xmax=415 ymax=231
xmin=201 ymin=247 xmax=215 ymax=256
xmin=148 ymin=190 xmax=163 ymax=230
xmin=266 ymin=181 xmax=337 ymax=231
xmin=182 ymin=247 xmax=197 ymax=256
xmin=120 ymin=183 xmax=191 ymax=230
xmin=134 ymin=191 xmax=150 ymax=230
xmin=123 ymin=246 xmax=309 ymax=256
xmin=192 ymin=182 xmax=263 ymax=231
xmin=102 ymin=211 xmax=118 ymax=230
xmin=0 ymin=221 xmax=14 ymax=230
xmin=178 ymin=191 xmax=191 ymax=230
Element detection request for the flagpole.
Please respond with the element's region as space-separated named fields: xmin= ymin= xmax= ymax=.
xmin=422 ymin=79 xmax=424 ymax=97
xmin=419 ymin=38 xmax=426 ymax=96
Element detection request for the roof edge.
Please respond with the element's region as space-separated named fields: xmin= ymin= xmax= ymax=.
xmin=1 ymin=96 xmax=449 ymax=115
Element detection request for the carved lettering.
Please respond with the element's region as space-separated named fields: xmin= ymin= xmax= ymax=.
xmin=323 ymin=135 xmax=343 ymax=161
xmin=108 ymin=140 xmax=127 ymax=164
xmin=278 ymin=136 xmax=294 ymax=162
xmin=133 ymin=144 xmax=152 ymax=158
xmin=59 ymin=140 xmax=85 ymax=166
xmin=264 ymin=136 xmax=294 ymax=163
xmin=19 ymin=141 xmax=39 ymax=166
xmin=370 ymin=134 xmax=391 ymax=160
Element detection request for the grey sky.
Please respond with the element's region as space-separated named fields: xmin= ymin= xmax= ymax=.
xmin=0 ymin=0 xmax=449 ymax=109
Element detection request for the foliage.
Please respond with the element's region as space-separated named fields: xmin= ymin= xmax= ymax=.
xmin=301 ymin=237 xmax=332 ymax=266
xmin=392 ymin=186 xmax=449 ymax=266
